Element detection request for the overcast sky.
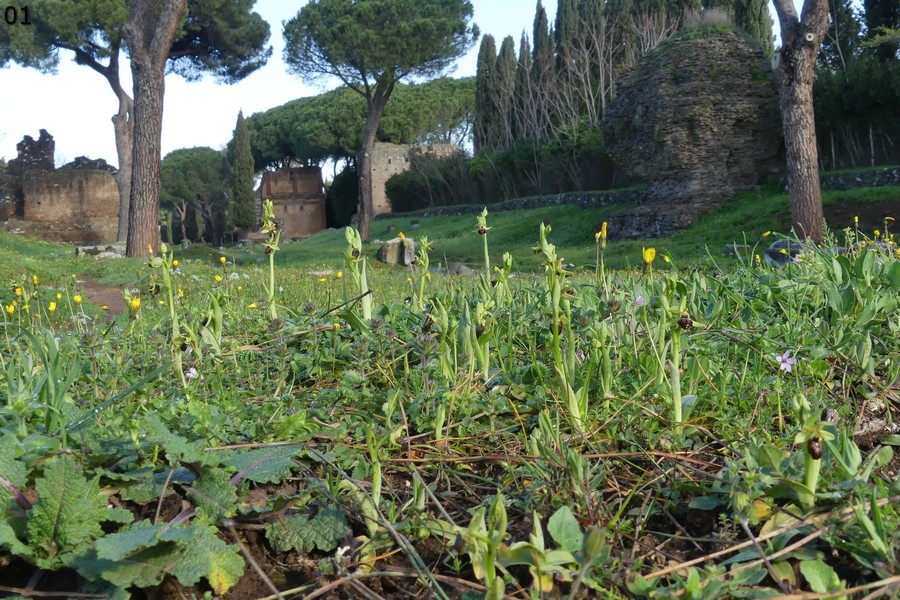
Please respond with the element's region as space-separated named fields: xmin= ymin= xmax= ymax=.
xmin=0 ymin=0 xmax=567 ymax=166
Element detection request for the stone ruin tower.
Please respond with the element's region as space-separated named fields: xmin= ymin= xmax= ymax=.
xmin=602 ymin=29 xmax=783 ymax=237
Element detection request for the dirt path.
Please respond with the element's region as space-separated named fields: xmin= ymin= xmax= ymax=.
xmin=79 ymin=279 xmax=126 ymax=316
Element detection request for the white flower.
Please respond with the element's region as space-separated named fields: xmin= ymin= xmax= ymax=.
xmin=185 ymin=367 xmax=199 ymax=380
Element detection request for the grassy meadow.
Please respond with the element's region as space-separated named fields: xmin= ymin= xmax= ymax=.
xmin=0 ymin=184 xmax=898 ymax=598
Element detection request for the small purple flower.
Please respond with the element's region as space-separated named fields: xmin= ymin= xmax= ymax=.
xmin=776 ymin=351 xmax=797 ymax=373
xmin=575 ymin=348 xmax=586 ymax=363
xmin=635 ymin=294 xmax=645 ymax=307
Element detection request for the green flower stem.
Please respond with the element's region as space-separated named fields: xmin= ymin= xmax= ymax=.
xmin=670 ymin=328 xmax=683 ymax=428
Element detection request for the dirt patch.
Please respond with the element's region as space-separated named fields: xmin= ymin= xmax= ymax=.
xmin=823 ymin=199 xmax=900 ymax=233
xmin=78 ymin=278 xmax=126 ymax=316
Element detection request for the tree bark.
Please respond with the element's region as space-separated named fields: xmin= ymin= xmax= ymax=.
xmin=124 ymin=0 xmax=187 ymax=257
xmin=772 ymin=0 xmax=830 ymax=242
xmin=356 ymin=82 xmax=392 ymax=241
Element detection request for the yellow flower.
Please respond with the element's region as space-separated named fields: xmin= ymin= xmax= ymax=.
xmin=398 ymin=231 xmax=406 ymax=240
xmin=237 ymin=286 xmax=243 ymax=293
xmin=642 ymin=247 xmax=656 ymax=267
xmin=247 ymin=303 xmax=258 ymax=309
xmin=22 ymin=304 xmax=29 ymax=312
xmin=32 ymin=275 xmax=38 ymax=286
xmin=318 ymin=277 xmax=327 ymax=283
xmin=219 ymin=256 xmax=227 ymax=266
xmin=48 ymin=301 xmax=57 ymax=313
xmin=177 ymin=288 xmax=184 ymax=298
xmin=148 ymin=244 xmax=154 ymax=255
xmin=215 ymin=275 xmax=223 ymax=283
xmin=71 ymin=274 xmax=77 ymax=281
xmin=73 ymin=295 xmax=82 ymax=305
xmin=14 ymin=286 xmax=23 ymax=297
xmin=101 ymin=305 xmax=109 ymax=311
xmin=5 ymin=303 xmax=14 ymax=316
xmin=56 ymin=293 xmax=62 ymax=301
xmin=130 ymin=297 xmax=141 ymax=311
xmin=779 ymin=248 xmax=788 ymax=255
xmin=874 ymin=229 xmax=881 ymax=239
xmin=663 ymin=255 xmax=671 ymax=263
xmin=336 ymin=271 xmax=343 ymax=279
xmin=595 ymin=222 xmax=608 ymax=250
xmin=854 ymin=215 xmax=859 ymax=225
xmin=172 ymin=259 xmax=179 ymax=268
xmin=158 ymin=300 xmax=166 ymax=306
xmin=333 ymin=323 xmax=340 ymax=331
xmin=762 ymin=231 xmax=771 ymax=238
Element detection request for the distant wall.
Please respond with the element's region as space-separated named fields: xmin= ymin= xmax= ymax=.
xmin=21 ymin=169 xmax=118 ymax=242
xmin=368 ymin=142 xmax=456 ymax=215
xmin=256 ymin=166 xmax=326 ymax=239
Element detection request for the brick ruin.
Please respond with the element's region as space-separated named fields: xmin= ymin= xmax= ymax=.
xmin=255 ymin=166 xmax=327 ymax=239
xmin=0 ymin=130 xmax=119 ymax=243
xmin=367 ymin=142 xmax=456 ymax=215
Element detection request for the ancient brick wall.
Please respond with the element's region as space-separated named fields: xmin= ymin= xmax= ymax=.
xmin=368 ymin=142 xmax=456 ymax=215
xmin=256 ymin=166 xmax=326 ymax=239
xmin=21 ymin=169 xmax=118 ymax=242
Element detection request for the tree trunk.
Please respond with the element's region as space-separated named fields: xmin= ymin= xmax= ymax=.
xmin=356 ymin=92 xmax=390 ymax=241
xmin=124 ymin=0 xmax=187 ymax=257
xmin=113 ymin=93 xmax=134 ymax=242
xmin=772 ymin=0 xmax=830 ymax=242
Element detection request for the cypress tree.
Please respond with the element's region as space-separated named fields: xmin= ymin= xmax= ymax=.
xmin=555 ymin=0 xmax=578 ymax=73
xmin=531 ymin=1 xmax=554 ymax=136
xmin=512 ymin=33 xmax=533 ymax=140
xmin=733 ymin=0 xmax=775 ymax=59
xmin=475 ymin=35 xmax=497 ymax=154
xmin=494 ymin=36 xmax=518 ymax=148
xmin=230 ymin=110 xmax=257 ymax=230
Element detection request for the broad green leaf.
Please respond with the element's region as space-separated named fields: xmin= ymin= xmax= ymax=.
xmin=799 ymin=559 xmax=845 ymax=595
xmin=547 ymin=505 xmax=583 ymax=553
xmin=0 ymin=434 xmax=27 ymax=490
xmin=141 ymin=415 xmax=210 ymax=465
xmin=0 ymin=519 xmax=33 ymax=559
xmin=75 ymin=544 xmax=181 ymax=589
xmin=28 ymin=455 xmax=131 ymax=569
xmin=168 ymin=526 xmax=244 ymax=594
xmin=95 ymin=520 xmax=165 ymax=561
xmin=688 ymin=496 xmax=722 ymax=510
xmin=770 ymin=560 xmax=796 ymax=587
xmin=265 ymin=505 xmax=348 ymax=553
xmin=224 ymin=445 xmax=301 ymax=484
xmin=188 ymin=466 xmax=238 ymax=524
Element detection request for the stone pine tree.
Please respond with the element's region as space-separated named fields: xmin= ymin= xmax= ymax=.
xmin=863 ymin=0 xmax=899 ymax=61
xmin=772 ymin=0 xmax=831 ymax=241
xmin=283 ymin=0 xmax=478 ymax=241
xmin=230 ymin=111 xmax=257 ymax=231
xmin=474 ymin=35 xmax=497 ymax=154
xmin=4 ymin=0 xmax=271 ymax=253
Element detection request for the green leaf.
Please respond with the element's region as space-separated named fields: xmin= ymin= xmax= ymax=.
xmin=547 ymin=505 xmax=583 ymax=553
xmin=187 ymin=466 xmax=238 ymax=524
xmin=225 ymin=445 xmax=301 ymax=484
xmin=141 ymin=415 xmax=210 ymax=465
xmin=770 ymin=560 xmax=796 ymax=587
xmin=168 ymin=525 xmax=244 ymax=595
xmin=0 ymin=434 xmax=27 ymax=490
xmin=95 ymin=520 xmax=165 ymax=561
xmin=0 ymin=519 xmax=33 ymax=560
xmin=799 ymin=559 xmax=845 ymax=594
xmin=28 ymin=455 xmax=130 ymax=569
xmin=265 ymin=505 xmax=348 ymax=553
xmin=688 ymin=496 xmax=722 ymax=510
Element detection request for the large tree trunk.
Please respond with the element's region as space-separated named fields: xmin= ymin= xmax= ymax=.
xmin=772 ymin=0 xmax=831 ymax=242
xmin=124 ymin=0 xmax=186 ymax=257
xmin=356 ymin=90 xmax=391 ymax=241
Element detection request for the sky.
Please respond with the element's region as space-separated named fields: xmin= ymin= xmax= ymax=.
xmin=0 ymin=0 xmax=560 ymax=167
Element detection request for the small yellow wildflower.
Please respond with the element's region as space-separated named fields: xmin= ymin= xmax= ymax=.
xmin=14 ymin=287 xmax=23 ymax=297
xmin=71 ymin=274 xmax=77 ymax=281
xmin=755 ymin=254 xmax=761 ymax=263
xmin=5 ymin=303 xmax=14 ymax=316
xmin=663 ymin=255 xmax=671 ymax=263
xmin=32 ymin=275 xmax=38 ymax=285
xmin=779 ymin=248 xmax=788 ymax=255
xmin=219 ymin=256 xmax=227 ymax=266
xmin=642 ymin=247 xmax=656 ymax=267
xmin=48 ymin=301 xmax=57 ymax=313
xmin=148 ymin=244 xmax=154 ymax=255
xmin=762 ymin=231 xmax=771 ymax=238
xmin=333 ymin=323 xmax=340 ymax=331
xmin=854 ymin=215 xmax=859 ymax=225
xmin=101 ymin=305 xmax=109 ymax=311
xmin=247 ymin=303 xmax=258 ymax=309
xmin=318 ymin=277 xmax=327 ymax=283
xmin=73 ymin=295 xmax=82 ymax=305
xmin=130 ymin=297 xmax=141 ymax=311
xmin=56 ymin=293 xmax=62 ymax=301
xmin=172 ymin=259 xmax=179 ymax=268
xmin=874 ymin=229 xmax=881 ymax=239
xmin=215 ymin=275 xmax=223 ymax=283
xmin=398 ymin=231 xmax=406 ymax=240
xmin=177 ymin=288 xmax=184 ymax=298
xmin=336 ymin=271 xmax=343 ymax=279
xmin=158 ymin=300 xmax=166 ymax=306
xmin=237 ymin=286 xmax=243 ymax=293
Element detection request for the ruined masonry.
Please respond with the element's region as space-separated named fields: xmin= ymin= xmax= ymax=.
xmin=254 ymin=167 xmax=326 ymax=239
xmin=1 ymin=130 xmax=119 ymax=243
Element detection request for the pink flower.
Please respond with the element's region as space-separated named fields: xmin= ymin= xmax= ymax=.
xmin=776 ymin=351 xmax=797 ymax=373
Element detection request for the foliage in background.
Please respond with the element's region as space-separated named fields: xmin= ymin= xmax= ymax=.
xmin=160 ymin=147 xmax=229 ymax=245
xmin=228 ymin=110 xmax=257 ymax=231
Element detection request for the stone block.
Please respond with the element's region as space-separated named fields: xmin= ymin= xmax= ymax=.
xmin=377 ymin=236 xmax=416 ymax=265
